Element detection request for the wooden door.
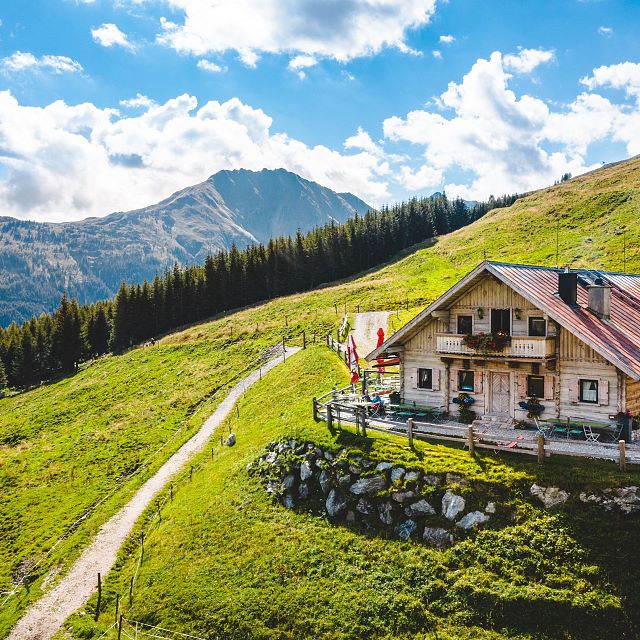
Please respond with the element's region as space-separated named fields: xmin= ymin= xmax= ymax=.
xmin=490 ymin=372 xmax=511 ymax=416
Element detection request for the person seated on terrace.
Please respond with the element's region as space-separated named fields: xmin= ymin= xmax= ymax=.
xmin=370 ymin=393 xmax=385 ymax=416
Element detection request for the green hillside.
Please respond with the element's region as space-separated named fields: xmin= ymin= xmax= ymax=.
xmin=2 ymin=156 xmax=640 ymax=638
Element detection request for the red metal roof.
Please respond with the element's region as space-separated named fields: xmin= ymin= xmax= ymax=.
xmin=487 ymin=262 xmax=640 ymax=380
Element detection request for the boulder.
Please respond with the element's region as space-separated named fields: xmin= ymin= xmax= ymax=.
xmin=346 ymin=510 xmax=356 ymax=524
xmin=298 ymin=482 xmax=310 ymax=500
xmin=446 ymin=473 xmax=468 ymax=486
xmin=282 ymin=474 xmax=296 ymax=490
xmin=350 ymin=475 xmax=387 ymax=496
xmin=442 ymin=490 xmax=466 ymax=520
xmin=319 ymin=470 xmax=332 ymax=495
xmin=356 ymin=498 xmax=375 ymax=515
xmin=300 ymin=460 xmax=313 ymax=482
xmin=530 ymin=484 xmax=570 ymax=508
xmin=405 ymin=470 xmax=421 ymax=483
xmin=423 ymin=527 xmax=454 ymax=548
xmin=609 ymin=486 xmax=640 ymax=514
xmin=283 ymin=494 xmax=295 ymax=509
xmin=265 ymin=451 xmax=278 ymax=464
xmin=456 ymin=511 xmax=489 ymax=530
xmin=391 ymin=490 xmax=416 ymax=503
xmin=485 ymin=502 xmax=496 ymax=514
xmin=324 ymin=451 xmax=334 ymax=461
xmin=423 ymin=474 xmax=441 ymax=486
xmin=376 ymin=461 xmax=393 ymax=471
xmin=337 ymin=474 xmax=352 ymax=489
xmin=405 ymin=499 xmax=436 ymax=517
xmin=378 ymin=501 xmax=395 ymax=525
xmin=326 ymin=489 xmax=347 ymax=517
xmin=397 ymin=519 xmax=418 ymax=541
xmin=390 ymin=467 xmax=405 ymax=483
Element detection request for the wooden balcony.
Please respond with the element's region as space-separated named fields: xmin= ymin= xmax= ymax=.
xmin=435 ymin=333 xmax=555 ymax=359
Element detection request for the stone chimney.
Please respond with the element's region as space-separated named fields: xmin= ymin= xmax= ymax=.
xmin=587 ymin=277 xmax=611 ymax=320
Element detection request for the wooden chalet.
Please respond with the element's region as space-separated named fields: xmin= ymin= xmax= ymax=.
xmin=367 ymin=261 xmax=640 ymax=429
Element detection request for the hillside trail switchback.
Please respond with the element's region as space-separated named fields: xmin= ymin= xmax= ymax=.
xmin=7 ymin=347 xmax=301 ymax=640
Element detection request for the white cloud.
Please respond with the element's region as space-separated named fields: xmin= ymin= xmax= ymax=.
xmin=0 ymin=91 xmax=390 ymax=221
xmin=598 ymin=26 xmax=613 ymax=37
xmin=503 ymin=47 xmax=554 ymax=74
xmin=383 ymin=51 xmax=640 ymax=200
xmin=1 ymin=51 xmax=83 ymax=74
xmin=581 ymin=62 xmax=640 ymax=100
xmin=120 ymin=93 xmax=156 ymax=109
xmin=91 ymin=23 xmax=133 ymax=49
xmin=432 ymin=50 xmax=442 ymax=59
xmin=439 ymin=34 xmax=455 ymax=44
xmin=197 ymin=59 xmax=225 ymax=73
xmin=288 ymin=54 xmax=318 ymax=79
xmin=156 ymin=0 xmax=437 ymax=64
xmin=344 ymin=127 xmax=383 ymax=156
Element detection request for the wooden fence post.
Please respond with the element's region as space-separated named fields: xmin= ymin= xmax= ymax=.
xmin=94 ymin=573 xmax=102 ymax=621
xmin=537 ymin=434 xmax=545 ymax=463
xmin=129 ymin=576 xmax=134 ymax=606
xmin=619 ymin=440 xmax=626 ymax=472
xmin=361 ymin=408 xmax=367 ymax=438
xmin=302 ymin=331 xmax=306 ymax=349
xmin=117 ymin=613 xmax=123 ymax=640
xmin=312 ymin=397 xmax=318 ymax=421
xmin=407 ymin=418 xmax=414 ymax=448
xmin=467 ymin=426 xmax=475 ymax=455
xmin=115 ymin=593 xmax=119 ymax=624
xmin=327 ymin=404 xmax=334 ymax=431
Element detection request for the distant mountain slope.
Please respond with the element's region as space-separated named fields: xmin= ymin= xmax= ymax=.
xmin=0 ymin=169 xmax=370 ymax=326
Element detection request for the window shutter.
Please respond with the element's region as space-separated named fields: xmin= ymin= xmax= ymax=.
xmin=517 ymin=374 xmax=528 ymax=398
xmin=544 ymin=375 xmax=555 ymax=401
xmin=450 ymin=369 xmax=458 ymax=393
xmin=599 ymin=379 xmax=610 ymax=406
xmin=569 ymin=379 xmax=579 ymax=403
xmin=474 ymin=371 xmax=483 ymax=394
xmin=432 ymin=369 xmax=441 ymax=391
xmin=410 ymin=369 xmax=417 ymax=389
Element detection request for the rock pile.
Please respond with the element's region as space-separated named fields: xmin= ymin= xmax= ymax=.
xmin=579 ymin=486 xmax=640 ymax=514
xmin=248 ymin=439 xmax=497 ymax=547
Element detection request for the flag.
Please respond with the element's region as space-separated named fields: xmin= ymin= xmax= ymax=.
xmin=347 ymin=334 xmax=360 ymax=384
xmin=376 ymin=327 xmax=386 ymax=373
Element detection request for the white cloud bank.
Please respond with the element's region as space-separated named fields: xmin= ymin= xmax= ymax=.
xmin=0 ymin=92 xmax=390 ymax=221
xmin=156 ymin=0 xmax=437 ymax=66
xmin=1 ymin=51 xmax=83 ymax=74
xmin=384 ymin=53 xmax=640 ymax=199
xmin=91 ymin=23 xmax=133 ymax=49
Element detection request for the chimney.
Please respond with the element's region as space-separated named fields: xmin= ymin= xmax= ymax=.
xmin=587 ymin=277 xmax=611 ymax=319
xmin=558 ymin=268 xmax=578 ymax=306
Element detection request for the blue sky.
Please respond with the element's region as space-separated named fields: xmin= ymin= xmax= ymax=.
xmin=0 ymin=0 xmax=639 ymax=221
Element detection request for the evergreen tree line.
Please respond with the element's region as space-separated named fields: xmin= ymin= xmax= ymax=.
xmin=0 ymin=192 xmax=519 ymax=392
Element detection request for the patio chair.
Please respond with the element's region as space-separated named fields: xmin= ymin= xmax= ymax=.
xmin=583 ymin=424 xmax=600 ymax=443
xmin=602 ymin=423 xmax=623 ymax=443
xmin=533 ymin=418 xmax=552 ymax=438
xmin=369 ymin=401 xmax=386 ymax=418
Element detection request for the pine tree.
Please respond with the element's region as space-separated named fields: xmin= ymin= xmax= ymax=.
xmin=0 ymin=358 xmax=7 ymax=396
xmin=51 ymin=294 xmax=83 ymax=373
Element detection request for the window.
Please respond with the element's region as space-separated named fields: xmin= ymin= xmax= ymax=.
xmin=458 ymin=370 xmax=475 ymax=392
xmin=417 ymin=368 xmax=433 ymax=390
xmin=457 ymin=315 xmax=472 ymax=335
xmin=491 ymin=308 xmax=511 ymax=335
xmin=579 ymin=379 xmax=598 ymax=404
xmin=528 ymin=317 xmax=547 ymax=337
xmin=527 ymin=375 xmax=545 ymax=398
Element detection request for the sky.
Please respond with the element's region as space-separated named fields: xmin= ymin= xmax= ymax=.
xmin=0 ymin=0 xmax=639 ymax=222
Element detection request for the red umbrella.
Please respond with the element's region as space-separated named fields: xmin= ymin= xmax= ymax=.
xmin=376 ymin=328 xmax=386 ymax=372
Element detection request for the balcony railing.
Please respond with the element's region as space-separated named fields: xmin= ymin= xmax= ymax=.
xmin=436 ymin=333 xmax=554 ymax=358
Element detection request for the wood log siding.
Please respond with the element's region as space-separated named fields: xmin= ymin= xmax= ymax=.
xmin=626 ymin=379 xmax=640 ymax=414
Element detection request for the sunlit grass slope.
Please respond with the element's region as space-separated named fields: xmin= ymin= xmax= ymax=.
xmin=68 ymin=347 xmax=640 ymax=640
xmin=1 ymin=154 xmax=639 ymax=635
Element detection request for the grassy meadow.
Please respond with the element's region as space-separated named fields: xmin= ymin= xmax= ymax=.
xmin=64 ymin=347 xmax=640 ymax=640
xmin=0 ymin=155 xmax=639 ymax=636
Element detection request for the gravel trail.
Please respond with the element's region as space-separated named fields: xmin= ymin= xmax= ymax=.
xmin=7 ymin=347 xmax=300 ymax=640
xmin=350 ymin=312 xmax=390 ymax=358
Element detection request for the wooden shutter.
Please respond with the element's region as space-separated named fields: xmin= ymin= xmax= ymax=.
xmin=432 ymin=369 xmax=441 ymax=391
xmin=409 ymin=369 xmax=417 ymax=389
xmin=568 ymin=378 xmax=579 ymax=403
xmin=517 ymin=374 xmax=528 ymax=398
xmin=474 ymin=371 xmax=483 ymax=394
xmin=450 ymin=369 xmax=459 ymax=393
xmin=599 ymin=379 xmax=610 ymax=406
xmin=544 ymin=375 xmax=555 ymax=401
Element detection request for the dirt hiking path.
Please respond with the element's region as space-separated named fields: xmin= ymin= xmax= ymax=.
xmin=7 ymin=348 xmax=300 ymax=640
xmin=350 ymin=312 xmax=390 ymax=358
